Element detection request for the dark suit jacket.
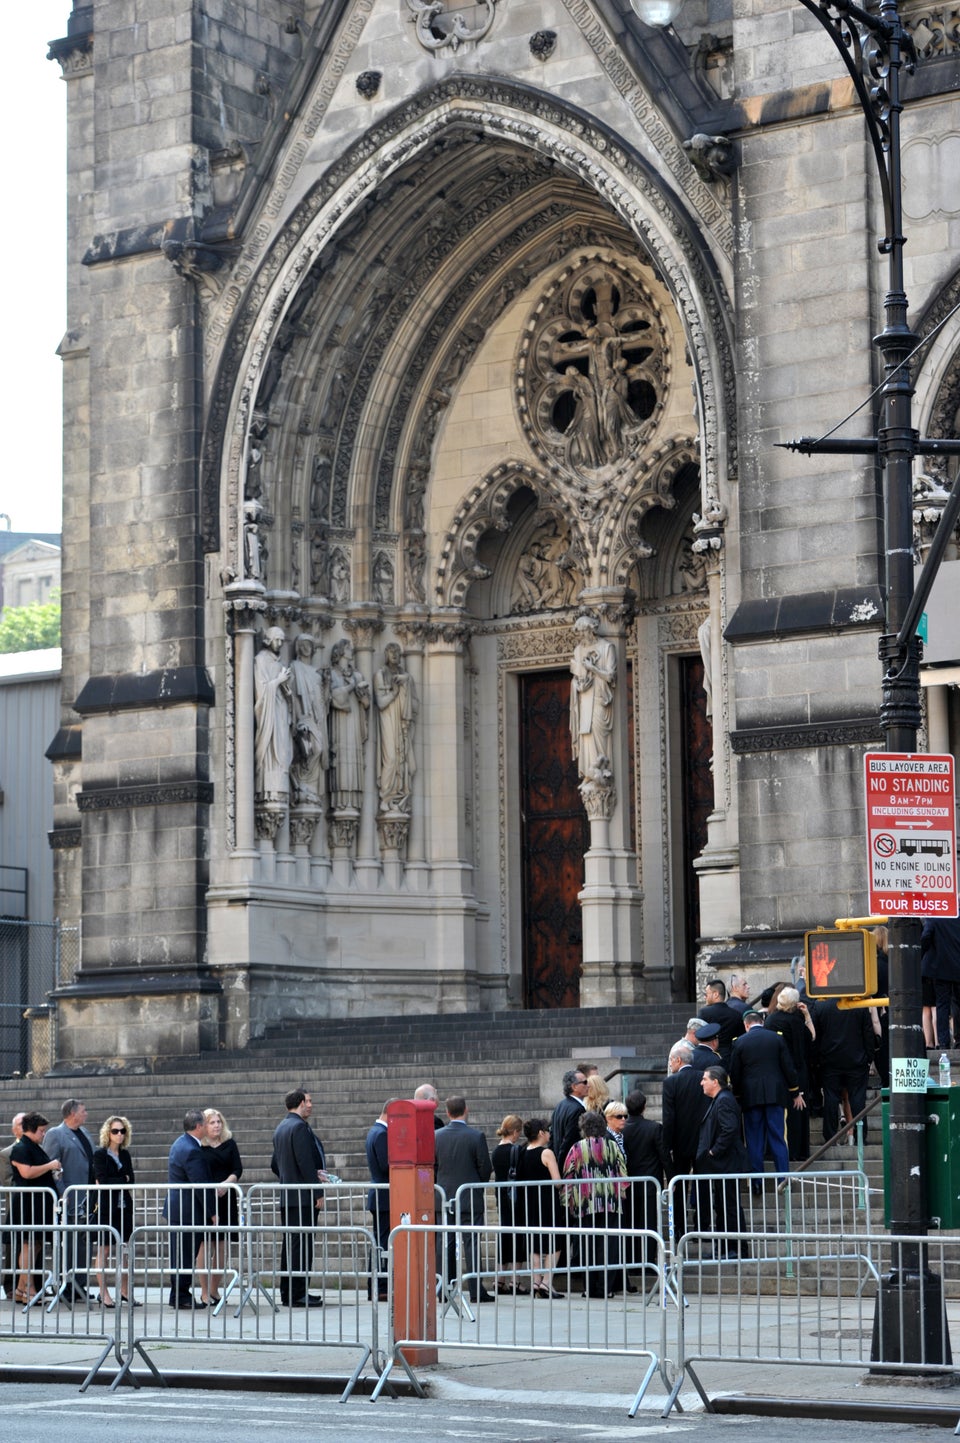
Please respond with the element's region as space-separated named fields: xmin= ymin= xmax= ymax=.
xmin=699 ymin=1001 xmax=745 ymax=1063
xmin=661 ymin=1065 xmax=708 ymax=1175
xmin=166 ymin=1131 xmax=215 ymax=1225
xmin=688 ymin=1043 xmax=721 ymax=1073
xmin=550 ymin=1095 xmax=586 ymax=1170
xmin=696 ymin=1090 xmax=749 ymax=1174
xmin=271 ymin=1112 xmax=326 ymax=1212
xmin=434 ymin=1119 xmax=491 ymax=1219
xmin=730 ymin=1025 xmax=799 ymax=1109
xmin=623 ymin=1116 xmax=667 ymax=1186
xmin=365 ymin=1120 xmax=389 ymax=1215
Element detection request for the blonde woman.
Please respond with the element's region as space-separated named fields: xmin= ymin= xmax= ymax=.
xmin=92 ymin=1116 xmax=136 ymax=1307
xmin=584 ymin=1074 xmax=610 ymax=1115
xmin=198 ymin=1108 xmax=243 ymax=1305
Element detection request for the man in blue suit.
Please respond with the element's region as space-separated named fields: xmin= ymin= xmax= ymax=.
xmin=365 ymin=1101 xmax=392 ymax=1301
xmin=166 ymin=1109 xmax=216 ymax=1309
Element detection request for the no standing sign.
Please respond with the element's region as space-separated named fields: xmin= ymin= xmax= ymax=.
xmin=865 ymin=752 xmax=958 ymax=917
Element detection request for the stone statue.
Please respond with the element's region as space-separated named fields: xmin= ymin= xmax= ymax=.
xmin=289 ymin=634 xmax=329 ymax=805
xmin=254 ymin=626 xmax=293 ymax=801
xmin=374 ymin=642 xmax=418 ymax=812
xmin=373 ymin=552 xmax=394 ymax=607
xmin=569 ymin=613 xmax=617 ymax=784
xmin=328 ymin=638 xmax=370 ymax=811
xmin=243 ymin=498 xmax=263 ymax=581
xmin=564 ymin=366 xmax=604 ymax=470
xmin=330 ymin=548 xmax=350 ymax=605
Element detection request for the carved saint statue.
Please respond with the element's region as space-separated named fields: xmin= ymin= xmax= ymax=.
xmin=254 ymin=626 xmax=293 ymax=801
xmin=328 ymin=638 xmax=370 ymax=812
xmin=288 ymin=634 xmax=329 ymax=805
xmin=569 ymin=613 xmax=617 ymax=784
xmin=374 ymin=642 xmax=418 ymax=813
xmin=243 ymin=498 xmax=263 ymax=581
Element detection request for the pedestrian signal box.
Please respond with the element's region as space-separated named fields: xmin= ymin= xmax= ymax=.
xmin=804 ymin=928 xmax=878 ymax=1000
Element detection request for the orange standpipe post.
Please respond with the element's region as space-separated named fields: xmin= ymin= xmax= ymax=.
xmin=386 ymin=1098 xmax=438 ymax=1365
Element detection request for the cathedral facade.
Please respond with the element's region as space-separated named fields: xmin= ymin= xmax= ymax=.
xmin=48 ymin=0 xmax=960 ymax=1063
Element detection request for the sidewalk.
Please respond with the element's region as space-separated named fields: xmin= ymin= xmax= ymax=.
xmin=3 ymin=1285 xmax=960 ymax=1426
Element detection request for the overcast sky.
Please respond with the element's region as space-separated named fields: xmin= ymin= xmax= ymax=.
xmin=1 ymin=5 xmax=71 ymax=537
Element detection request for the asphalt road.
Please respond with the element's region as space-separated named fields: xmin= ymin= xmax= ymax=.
xmin=0 ymin=1386 xmax=949 ymax=1442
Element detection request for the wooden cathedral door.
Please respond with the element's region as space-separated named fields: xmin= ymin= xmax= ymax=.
xmin=519 ymin=670 xmax=589 ymax=1009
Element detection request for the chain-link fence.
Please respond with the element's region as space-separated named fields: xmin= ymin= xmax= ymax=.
xmin=0 ymin=919 xmax=79 ymax=1077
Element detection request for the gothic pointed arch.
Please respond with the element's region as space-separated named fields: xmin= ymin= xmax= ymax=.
xmin=200 ymin=77 xmax=736 ymax=598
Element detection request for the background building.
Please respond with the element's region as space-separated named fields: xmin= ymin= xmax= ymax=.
xmin=46 ymin=0 xmax=960 ymax=1065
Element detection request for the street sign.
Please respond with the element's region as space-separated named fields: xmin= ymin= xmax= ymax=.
xmin=864 ymin=752 xmax=958 ymax=917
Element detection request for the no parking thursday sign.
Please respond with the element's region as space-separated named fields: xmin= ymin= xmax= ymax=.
xmin=864 ymin=752 xmax=958 ymax=918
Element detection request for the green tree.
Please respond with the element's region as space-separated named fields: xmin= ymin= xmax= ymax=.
xmin=0 ymin=590 xmax=61 ymax=653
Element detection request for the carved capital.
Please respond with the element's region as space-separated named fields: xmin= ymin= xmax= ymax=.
xmin=343 ymin=613 xmax=384 ymax=649
xmin=289 ymin=809 xmax=320 ymax=848
xmin=579 ymin=761 xmax=616 ymax=821
xmin=329 ymin=812 xmax=359 ymax=851
xmin=224 ymin=581 xmax=268 ymax=632
xmin=255 ymin=804 xmax=286 ymax=841
xmin=378 ymin=814 xmax=410 ymax=854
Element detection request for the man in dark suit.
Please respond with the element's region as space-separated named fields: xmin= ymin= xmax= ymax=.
xmin=811 ymin=998 xmax=876 ymax=1145
xmin=661 ymin=1042 xmax=709 ymax=1245
xmin=699 ymin=979 xmax=746 ymax=1067
xmin=365 ymin=1100 xmax=391 ymax=1301
xmin=730 ymin=1010 xmax=801 ymax=1182
xmin=271 ymin=1087 xmax=326 ymax=1307
xmin=434 ymin=1096 xmax=492 ymax=1303
xmin=549 ymin=1068 xmax=588 ymax=1170
xmin=166 ymin=1109 xmax=216 ymax=1309
xmin=695 ymin=1066 xmax=750 ymax=1245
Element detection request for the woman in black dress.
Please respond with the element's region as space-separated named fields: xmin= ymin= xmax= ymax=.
xmin=93 ymin=1115 xmax=136 ymax=1307
xmin=491 ymin=1114 xmax=526 ymax=1293
xmin=10 ymin=1112 xmax=62 ymax=1303
xmin=198 ymin=1107 xmax=243 ymax=1305
xmin=515 ymin=1119 xmax=562 ymax=1299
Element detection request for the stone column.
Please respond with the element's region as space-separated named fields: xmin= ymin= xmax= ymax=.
xmin=345 ymin=612 xmax=383 ymax=890
xmin=574 ymin=590 xmax=643 ymax=1008
xmin=690 ymin=514 xmax=742 ymax=949
xmin=224 ymin=583 xmax=266 ymax=879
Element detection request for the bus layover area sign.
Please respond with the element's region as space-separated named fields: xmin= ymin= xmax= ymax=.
xmin=865 ymin=752 xmax=958 ymax=917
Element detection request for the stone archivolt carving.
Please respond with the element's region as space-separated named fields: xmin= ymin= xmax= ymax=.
xmin=518 ymin=259 xmax=669 ymax=486
xmin=608 ymin=438 xmax=699 ymax=588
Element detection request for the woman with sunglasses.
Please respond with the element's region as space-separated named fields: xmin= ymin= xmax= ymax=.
xmin=92 ymin=1116 xmax=137 ymax=1307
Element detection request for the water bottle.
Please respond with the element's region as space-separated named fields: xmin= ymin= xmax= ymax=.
xmin=939 ymin=1052 xmax=951 ymax=1088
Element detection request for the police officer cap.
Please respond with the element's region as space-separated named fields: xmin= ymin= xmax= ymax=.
xmin=695 ymin=1023 xmax=721 ymax=1041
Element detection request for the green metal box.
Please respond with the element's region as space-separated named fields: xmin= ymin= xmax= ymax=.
xmin=882 ymin=1086 xmax=960 ymax=1228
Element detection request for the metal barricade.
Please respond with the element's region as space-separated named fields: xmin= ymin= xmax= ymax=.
xmin=663 ymin=1168 xmax=874 ymax=1267
xmin=663 ymin=1228 xmax=960 ymax=1419
xmin=1 ymin=1191 xmax=122 ymax=1389
xmin=374 ymin=1220 xmax=667 ymax=1410
xmin=451 ymin=1175 xmax=666 ymax=1309
xmin=115 ymin=1214 xmax=378 ymax=1397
